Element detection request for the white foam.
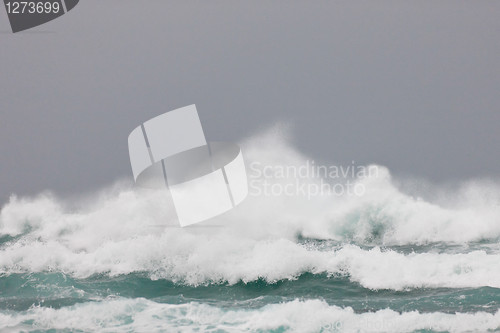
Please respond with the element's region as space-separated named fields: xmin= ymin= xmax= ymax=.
xmin=1 ymin=125 xmax=500 ymax=288
xmin=1 ymin=298 xmax=499 ymax=333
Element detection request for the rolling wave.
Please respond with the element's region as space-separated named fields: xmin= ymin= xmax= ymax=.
xmin=1 ymin=298 xmax=500 ymax=333
xmin=1 ymin=127 xmax=499 ymax=289
xmin=1 ymin=126 xmax=500 ymax=331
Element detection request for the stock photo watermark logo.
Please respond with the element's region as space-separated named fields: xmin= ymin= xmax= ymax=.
xmin=248 ymin=160 xmax=378 ymax=199
xmin=128 ymin=105 xmax=248 ymax=227
xmin=3 ymin=0 xmax=78 ymax=32
xmin=127 ymin=105 xmax=376 ymax=226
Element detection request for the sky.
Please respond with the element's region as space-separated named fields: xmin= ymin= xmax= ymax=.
xmin=0 ymin=1 xmax=499 ymax=204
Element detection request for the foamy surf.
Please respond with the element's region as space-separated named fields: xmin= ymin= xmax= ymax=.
xmin=2 ymin=235 xmax=500 ymax=289
xmin=1 ymin=298 xmax=500 ymax=333
xmin=1 ymin=127 xmax=500 ymax=332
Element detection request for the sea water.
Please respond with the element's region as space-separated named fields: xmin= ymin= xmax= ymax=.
xmin=1 ymin=128 xmax=500 ymax=332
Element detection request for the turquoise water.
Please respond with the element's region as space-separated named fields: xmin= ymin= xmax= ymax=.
xmin=1 ymin=159 xmax=500 ymax=331
xmin=1 ymin=237 xmax=500 ymax=332
xmin=2 ymin=267 xmax=500 ymax=314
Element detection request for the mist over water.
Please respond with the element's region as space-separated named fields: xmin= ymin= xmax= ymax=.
xmin=1 ymin=126 xmax=500 ymax=332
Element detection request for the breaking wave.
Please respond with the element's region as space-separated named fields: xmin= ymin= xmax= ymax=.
xmin=1 ymin=126 xmax=500 ymax=290
xmin=1 ymin=298 xmax=500 ymax=333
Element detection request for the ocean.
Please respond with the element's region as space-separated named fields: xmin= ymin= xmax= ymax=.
xmin=1 ymin=129 xmax=500 ymax=332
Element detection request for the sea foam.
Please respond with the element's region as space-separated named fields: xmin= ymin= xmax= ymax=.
xmin=1 ymin=298 xmax=499 ymax=333
xmin=1 ymin=126 xmax=500 ymax=289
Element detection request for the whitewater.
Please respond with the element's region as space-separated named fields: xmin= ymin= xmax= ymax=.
xmin=1 ymin=126 xmax=500 ymax=332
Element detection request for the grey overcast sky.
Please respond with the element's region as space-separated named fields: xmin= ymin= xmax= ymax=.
xmin=1 ymin=1 xmax=499 ymax=204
